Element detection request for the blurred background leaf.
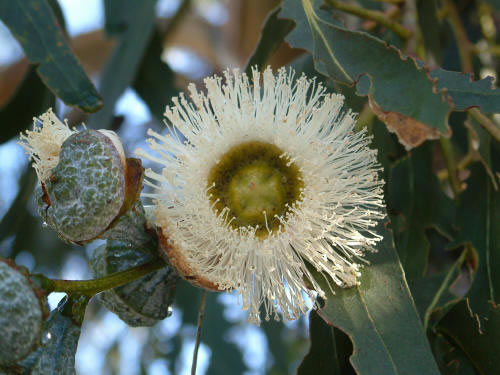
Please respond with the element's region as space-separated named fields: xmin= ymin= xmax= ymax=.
xmin=0 ymin=0 xmax=102 ymax=112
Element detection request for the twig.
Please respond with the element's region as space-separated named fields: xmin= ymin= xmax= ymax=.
xmin=441 ymin=0 xmax=473 ymax=72
xmin=324 ymin=0 xmax=411 ymax=40
xmin=191 ymin=290 xmax=207 ymax=375
xmin=469 ymin=108 xmax=500 ymax=143
xmin=437 ymin=146 xmax=478 ymax=181
xmin=439 ymin=137 xmax=461 ymax=198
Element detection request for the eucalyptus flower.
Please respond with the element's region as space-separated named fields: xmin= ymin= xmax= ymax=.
xmin=136 ymin=67 xmax=385 ymax=324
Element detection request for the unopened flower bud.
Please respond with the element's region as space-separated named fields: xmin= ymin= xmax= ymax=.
xmin=0 ymin=259 xmax=49 ymax=366
xmin=20 ymin=109 xmax=143 ymax=244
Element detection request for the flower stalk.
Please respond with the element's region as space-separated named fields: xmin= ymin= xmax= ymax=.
xmin=35 ymin=259 xmax=167 ymax=297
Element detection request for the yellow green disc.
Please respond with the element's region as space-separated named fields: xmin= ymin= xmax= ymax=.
xmin=207 ymin=141 xmax=303 ymax=238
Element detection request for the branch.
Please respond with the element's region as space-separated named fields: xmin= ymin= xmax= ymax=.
xmin=324 ymin=0 xmax=411 ymax=40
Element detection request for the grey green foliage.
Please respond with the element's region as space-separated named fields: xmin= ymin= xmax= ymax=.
xmin=39 ymin=129 xmax=125 ymax=243
xmin=90 ymin=241 xmax=177 ymax=327
xmin=0 ymin=261 xmax=46 ymax=367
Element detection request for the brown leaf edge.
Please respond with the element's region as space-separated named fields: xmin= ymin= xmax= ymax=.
xmin=369 ymin=97 xmax=451 ymax=150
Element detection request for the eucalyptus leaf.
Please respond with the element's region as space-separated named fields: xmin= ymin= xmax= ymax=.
xmin=431 ymin=69 xmax=500 ymax=114
xmin=0 ymin=1 xmax=102 ymax=112
xmin=89 ymin=0 xmax=156 ymax=129
xmin=279 ymin=0 xmax=451 ymax=149
xmin=314 ymin=222 xmax=441 ymax=375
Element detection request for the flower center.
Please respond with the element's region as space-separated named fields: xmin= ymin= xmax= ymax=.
xmin=207 ymin=141 xmax=303 ymax=238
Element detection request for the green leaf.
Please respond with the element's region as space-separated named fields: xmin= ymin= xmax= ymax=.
xmin=315 ymin=222 xmax=441 ymax=375
xmin=297 ymin=309 xmax=355 ymax=375
xmin=244 ymin=7 xmax=295 ymax=75
xmin=438 ymin=300 xmax=500 ymax=374
xmin=0 ymin=1 xmax=102 ymax=112
xmin=431 ymin=69 xmax=500 ymax=114
xmin=90 ymin=241 xmax=177 ymax=327
xmin=88 ymin=0 xmax=156 ymax=129
xmin=0 ymin=67 xmax=54 ymax=145
xmin=279 ymin=0 xmax=451 ymax=149
xmin=449 ymin=161 xmax=500 ymax=330
xmin=132 ymin=29 xmax=179 ymax=121
xmin=387 ymin=143 xmax=455 ymax=278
